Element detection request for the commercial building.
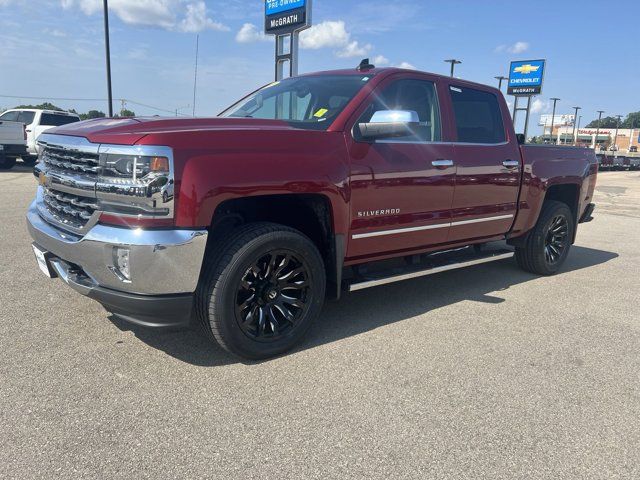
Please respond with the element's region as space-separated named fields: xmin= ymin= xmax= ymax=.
xmin=540 ymin=114 xmax=639 ymax=152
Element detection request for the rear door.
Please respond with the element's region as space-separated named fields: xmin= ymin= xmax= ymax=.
xmin=345 ymin=75 xmax=456 ymax=259
xmin=446 ymin=84 xmax=521 ymax=242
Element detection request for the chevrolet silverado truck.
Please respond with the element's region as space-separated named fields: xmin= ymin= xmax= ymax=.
xmin=0 ymin=109 xmax=80 ymax=166
xmin=26 ymin=65 xmax=597 ymax=359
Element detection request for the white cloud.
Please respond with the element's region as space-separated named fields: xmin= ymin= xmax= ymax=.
xmin=372 ymin=55 xmax=389 ymax=66
xmin=531 ymin=99 xmax=550 ymax=114
xmin=61 ymin=0 xmax=228 ymax=32
xmin=236 ymin=23 xmax=270 ymax=43
xmin=495 ymin=41 xmax=530 ymax=54
xmin=336 ymin=40 xmax=372 ymax=58
xmin=397 ymin=61 xmax=416 ymax=70
xmin=45 ymin=28 xmax=68 ymax=38
xmin=179 ymin=1 xmax=227 ymax=32
xmin=299 ymin=20 xmax=371 ymax=58
xmin=508 ymin=41 xmax=529 ymax=54
xmin=300 ymin=21 xmax=350 ymax=49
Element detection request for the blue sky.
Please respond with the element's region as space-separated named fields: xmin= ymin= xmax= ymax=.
xmin=0 ymin=0 xmax=638 ymax=134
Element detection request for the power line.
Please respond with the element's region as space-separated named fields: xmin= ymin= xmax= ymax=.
xmin=0 ymin=94 xmax=191 ymax=116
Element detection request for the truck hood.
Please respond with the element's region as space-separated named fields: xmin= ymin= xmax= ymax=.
xmin=48 ymin=117 xmax=304 ymax=145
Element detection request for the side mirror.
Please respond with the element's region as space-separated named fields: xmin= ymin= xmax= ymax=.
xmin=516 ymin=133 xmax=526 ymax=145
xmin=358 ymin=110 xmax=419 ymax=140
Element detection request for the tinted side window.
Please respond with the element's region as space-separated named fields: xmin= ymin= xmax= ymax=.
xmin=18 ymin=111 xmax=36 ymax=125
xmin=0 ymin=111 xmax=19 ymax=122
xmin=360 ymin=79 xmax=441 ymax=142
xmin=450 ymin=86 xmax=505 ymax=144
xmin=40 ymin=114 xmax=80 ymax=127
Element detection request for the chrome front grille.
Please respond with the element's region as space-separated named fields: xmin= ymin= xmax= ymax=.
xmin=41 ymin=188 xmax=98 ymax=231
xmin=41 ymin=145 xmax=100 ymax=176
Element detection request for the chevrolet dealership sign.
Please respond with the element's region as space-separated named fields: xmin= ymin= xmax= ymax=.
xmin=265 ymin=0 xmax=311 ymax=34
xmin=508 ymin=59 xmax=546 ymax=96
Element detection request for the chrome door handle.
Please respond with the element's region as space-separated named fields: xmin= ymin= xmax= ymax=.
xmin=432 ymin=159 xmax=454 ymax=168
xmin=502 ymin=160 xmax=520 ymax=169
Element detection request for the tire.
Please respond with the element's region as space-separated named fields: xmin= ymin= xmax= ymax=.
xmin=196 ymin=222 xmax=326 ymax=360
xmin=515 ymin=200 xmax=574 ymax=275
xmin=21 ymin=156 xmax=38 ymax=167
xmin=0 ymin=155 xmax=16 ymax=170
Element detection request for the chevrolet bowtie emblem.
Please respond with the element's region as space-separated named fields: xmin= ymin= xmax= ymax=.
xmin=514 ymin=64 xmax=540 ymax=75
xmin=39 ymin=172 xmax=47 ymax=187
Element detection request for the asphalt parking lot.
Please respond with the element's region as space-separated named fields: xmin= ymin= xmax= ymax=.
xmin=1 ymin=165 xmax=638 ymax=479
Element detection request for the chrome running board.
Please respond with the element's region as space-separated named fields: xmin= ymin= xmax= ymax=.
xmin=346 ymin=245 xmax=514 ymax=292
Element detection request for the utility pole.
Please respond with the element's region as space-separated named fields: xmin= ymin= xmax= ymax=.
xmin=495 ymin=75 xmax=508 ymax=90
xmin=595 ymin=110 xmax=605 ymax=150
xmin=103 ymin=0 xmax=113 ymax=117
xmin=576 ymin=115 xmax=582 ymax=144
xmin=192 ymin=34 xmax=199 ymax=117
xmin=549 ymin=98 xmax=560 ymax=144
xmin=571 ymin=106 xmax=581 ymax=146
xmin=613 ymin=115 xmax=622 ymax=153
xmin=444 ymin=59 xmax=461 ymax=77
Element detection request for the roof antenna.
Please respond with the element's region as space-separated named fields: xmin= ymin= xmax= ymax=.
xmin=357 ymin=58 xmax=375 ymax=71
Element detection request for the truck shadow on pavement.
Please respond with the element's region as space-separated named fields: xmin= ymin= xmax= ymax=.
xmin=108 ymin=245 xmax=618 ymax=367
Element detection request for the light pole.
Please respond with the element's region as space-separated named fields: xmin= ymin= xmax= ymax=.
xmin=571 ymin=106 xmax=581 ymax=146
xmin=444 ymin=59 xmax=461 ymax=77
xmin=613 ymin=115 xmax=622 ymax=153
xmin=576 ymin=115 xmax=582 ymax=145
xmin=495 ymin=75 xmax=508 ymax=90
xmin=103 ymin=0 xmax=113 ymax=117
xmin=549 ymin=97 xmax=560 ymax=144
xmin=595 ymin=110 xmax=605 ymax=150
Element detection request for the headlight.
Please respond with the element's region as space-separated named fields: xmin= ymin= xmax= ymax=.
xmin=100 ymin=153 xmax=170 ymax=180
xmin=96 ymin=148 xmax=174 ymax=220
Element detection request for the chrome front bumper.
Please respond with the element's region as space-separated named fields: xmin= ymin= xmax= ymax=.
xmin=26 ymin=200 xmax=208 ymax=296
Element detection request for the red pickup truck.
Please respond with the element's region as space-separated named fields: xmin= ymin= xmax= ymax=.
xmin=27 ymin=65 xmax=597 ymax=359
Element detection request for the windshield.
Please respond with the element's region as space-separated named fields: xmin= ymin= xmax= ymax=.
xmin=220 ymin=74 xmax=374 ymax=130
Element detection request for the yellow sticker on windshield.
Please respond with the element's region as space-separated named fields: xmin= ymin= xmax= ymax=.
xmin=314 ymin=108 xmax=329 ymax=118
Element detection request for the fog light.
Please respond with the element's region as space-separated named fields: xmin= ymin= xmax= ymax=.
xmin=113 ymin=247 xmax=131 ymax=282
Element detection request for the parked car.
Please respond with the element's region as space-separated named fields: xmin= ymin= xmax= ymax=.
xmin=609 ymin=145 xmax=619 ymax=152
xmin=630 ymin=146 xmax=638 ymax=153
xmin=26 ymin=65 xmax=598 ymax=359
xmin=0 ymin=109 xmax=80 ymax=165
xmin=0 ymin=119 xmax=27 ymax=170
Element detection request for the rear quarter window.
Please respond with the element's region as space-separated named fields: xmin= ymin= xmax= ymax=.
xmin=449 ymin=86 xmax=505 ymax=144
xmin=40 ymin=113 xmax=80 ymax=127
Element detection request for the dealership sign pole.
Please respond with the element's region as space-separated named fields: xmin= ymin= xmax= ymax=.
xmin=508 ymin=59 xmax=546 ymax=141
xmin=265 ymin=0 xmax=313 ymax=81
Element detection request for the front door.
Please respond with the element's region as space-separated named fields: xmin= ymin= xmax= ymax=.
xmin=346 ymin=76 xmax=456 ymax=260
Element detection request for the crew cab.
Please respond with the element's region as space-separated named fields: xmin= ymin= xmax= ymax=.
xmin=0 ymin=109 xmax=80 ymax=165
xmin=26 ymin=65 xmax=598 ymax=359
xmin=0 ymin=119 xmax=27 ymax=169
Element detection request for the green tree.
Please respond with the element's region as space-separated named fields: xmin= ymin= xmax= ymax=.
xmin=585 ymin=116 xmax=620 ymax=128
xmin=14 ymin=102 xmax=64 ymax=111
xmin=79 ymin=110 xmax=106 ymax=120
xmin=622 ymin=111 xmax=640 ymax=129
xmin=118 ymin=109 xmax=136 ymax=118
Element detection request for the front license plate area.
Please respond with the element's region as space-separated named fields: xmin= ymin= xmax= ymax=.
xmin=32 ymin=244 xmax=55 ymax=278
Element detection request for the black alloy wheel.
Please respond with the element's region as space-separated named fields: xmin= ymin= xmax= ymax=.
xmin=197 ymin=222 xmax=326 ymax=360
xmin=235 ymin=251 xmax=311 ymax=342
xmin=515 ymin=200 xmax=574 ymax=276
xmin=544 ymin=214 xmax=570 ymax=265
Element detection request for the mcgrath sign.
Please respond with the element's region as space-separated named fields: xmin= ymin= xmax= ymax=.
xmin=265 ymin=0 xmax=310 ymax=34
xmin=508 ymin=59 xmax=546 ymax=96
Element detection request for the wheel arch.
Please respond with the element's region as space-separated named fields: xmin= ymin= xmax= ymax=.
xmin=207 ymin=193 xmax=345 ymax=300
xmin=543 ymin=183 xmax=580 ymax=242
